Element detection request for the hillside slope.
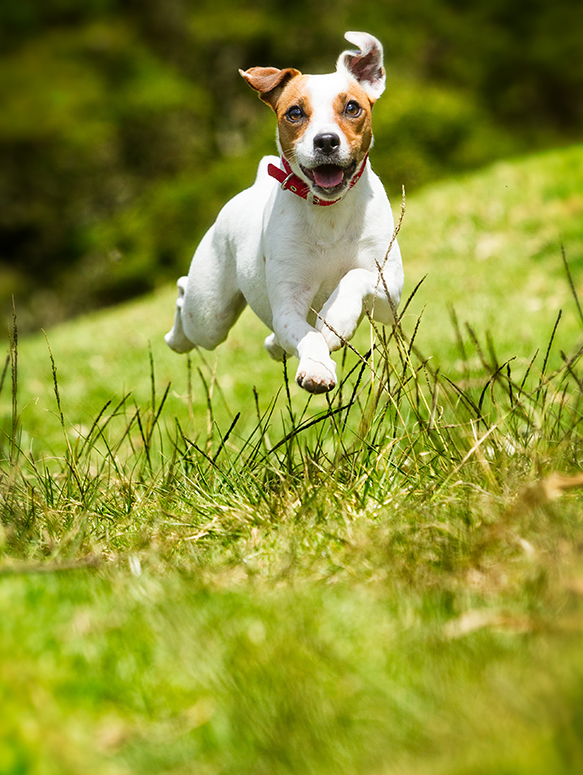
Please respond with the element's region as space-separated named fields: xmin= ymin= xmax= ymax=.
xmin=401 ymin=142 xmax=583 ymax=361
xmin=5 ymin=143 xmax=583 ymax=451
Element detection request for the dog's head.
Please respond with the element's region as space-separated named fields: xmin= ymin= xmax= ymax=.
xmin=240 ymin=32 xmax=385 ymax=202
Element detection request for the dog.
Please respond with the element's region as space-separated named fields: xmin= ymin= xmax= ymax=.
xmin=165 ymin=31 xmax=404 ymax=394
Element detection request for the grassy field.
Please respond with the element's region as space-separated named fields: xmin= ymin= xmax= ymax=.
xmin=1 ymin=144 xmax=583 ymax=774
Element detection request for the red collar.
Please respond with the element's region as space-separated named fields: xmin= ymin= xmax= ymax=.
xmin=267 ymin=154 xmax=368 ymax=206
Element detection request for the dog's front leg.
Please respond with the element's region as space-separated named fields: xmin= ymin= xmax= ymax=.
xmin=271 ymin=287 xmax=337 ymax=394
xmin=316 ymin=268 xmax=401 ymax=350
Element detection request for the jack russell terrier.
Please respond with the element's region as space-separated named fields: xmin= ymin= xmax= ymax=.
xmin=165 ymin=31 xmax=404 ymax=394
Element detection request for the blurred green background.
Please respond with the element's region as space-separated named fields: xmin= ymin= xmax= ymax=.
xmin=1 ymin=0 xmax=582 ymax=333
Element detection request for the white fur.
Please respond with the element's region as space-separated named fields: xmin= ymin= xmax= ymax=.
xmin=289 ymin=73 xmax=356 ymax=170
xmin=165 ymin=33 xmax=404 ymax=394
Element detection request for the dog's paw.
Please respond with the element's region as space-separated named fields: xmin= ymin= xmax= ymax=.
xmin=295 ymin=358 xmax=337 ymax=394
xmin=318 ymin=323 xmax=352 ymax=353
xmin=164 ymin=328 xmax=195 ymax=354
xmin=264 ymin=333 xmax=286 ymax=362
xmin=316 ymin=319 xmax=345 ymax=352
xmin=316 ymin=303 xmax=360 ymax=352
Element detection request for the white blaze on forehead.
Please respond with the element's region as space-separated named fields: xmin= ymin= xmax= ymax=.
xmin=306 ymin=72 xmax=352 ymax=129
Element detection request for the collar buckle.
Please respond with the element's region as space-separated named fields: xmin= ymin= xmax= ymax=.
xmin=281 ymin=172 xmax=295 ymax=191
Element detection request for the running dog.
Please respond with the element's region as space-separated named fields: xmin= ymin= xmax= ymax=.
xmin=165 ymin=31 xmax=404 ymax=393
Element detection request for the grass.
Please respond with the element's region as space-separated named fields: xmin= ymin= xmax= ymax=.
xmin=1 ymin=143 xmax=583 ymax=774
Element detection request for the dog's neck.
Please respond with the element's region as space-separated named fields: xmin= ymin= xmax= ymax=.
xmin=267 ymin=155 xmax=369 ymax=207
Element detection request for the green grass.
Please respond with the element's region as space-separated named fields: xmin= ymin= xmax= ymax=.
xmin=1 ymin=144 xmax=583 ymax=775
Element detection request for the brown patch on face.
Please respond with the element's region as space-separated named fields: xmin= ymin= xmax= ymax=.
xmin=272 ymin=75 xmax=314 ymax=160
xmin=333 ymin=82 xmax=374 ymax=161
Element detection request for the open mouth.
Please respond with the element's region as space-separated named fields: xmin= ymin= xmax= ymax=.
xmin=300 ymin=160 xmax=357 ymax=193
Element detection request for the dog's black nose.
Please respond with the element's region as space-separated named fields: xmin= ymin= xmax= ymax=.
xmin=313 ymin=133 xmax=341 ymax=155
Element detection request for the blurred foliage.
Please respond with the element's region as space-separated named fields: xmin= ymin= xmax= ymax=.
xmin=1 ymin=0 xmax=582 ymax=331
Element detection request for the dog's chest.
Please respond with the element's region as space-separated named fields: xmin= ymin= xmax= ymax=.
xmin=284 ymin=196 xmax=362 ymax=251
xmin=293 ymin=217 xmax=360 ymax=282
xmin=299 ymin=227 xmax=366 ymax=311
xmin=267 ymin=196 xmax=377 ymax=277
xmin=306 ymin=217 xmax=357 ymax=251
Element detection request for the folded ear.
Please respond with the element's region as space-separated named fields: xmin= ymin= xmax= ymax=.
xmin=239 ymin=67 xmax=301 ymax=111
xmin=336 ymin=31 xmax=386 ymax=102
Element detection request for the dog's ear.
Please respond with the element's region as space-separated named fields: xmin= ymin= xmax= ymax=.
xmin=337 ymin=31 xmax=386 ymax=102
xmin=239 ymin=67 xmax=301 ymax=111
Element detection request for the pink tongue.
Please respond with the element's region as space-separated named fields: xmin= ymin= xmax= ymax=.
xmin=313 ymin=165 xmax=344 ymax=189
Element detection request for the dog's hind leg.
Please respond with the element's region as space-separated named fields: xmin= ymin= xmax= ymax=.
xmin=165 ymin=277 xmax=197 ymax=353
xmin=165 ymin=226 xmax=247 ymax=353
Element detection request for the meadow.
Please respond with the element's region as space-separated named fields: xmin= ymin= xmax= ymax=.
xmin=1 ymin=143 xmax=583 ymax=774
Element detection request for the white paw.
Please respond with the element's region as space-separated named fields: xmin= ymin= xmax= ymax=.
xmin=264 ymin=333 xmax=285 ymax=361
xmin=315 ymin=317 xmax=345 ymax=352
xmin=164 ymin=328 xmax=195 ymax=354
xmin=165 ymin=278 xmax=196 ymax=353
xmin=295 ymin=357 xmax=337 ymax=394
xmin=316 ymin=303 xmax=360 ymax=352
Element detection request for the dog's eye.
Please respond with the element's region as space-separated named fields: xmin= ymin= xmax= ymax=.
xmin=285 ymin=106 xmax=305 ymax=122
xmin=345 ymin=100 xmax=362 ymax=118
